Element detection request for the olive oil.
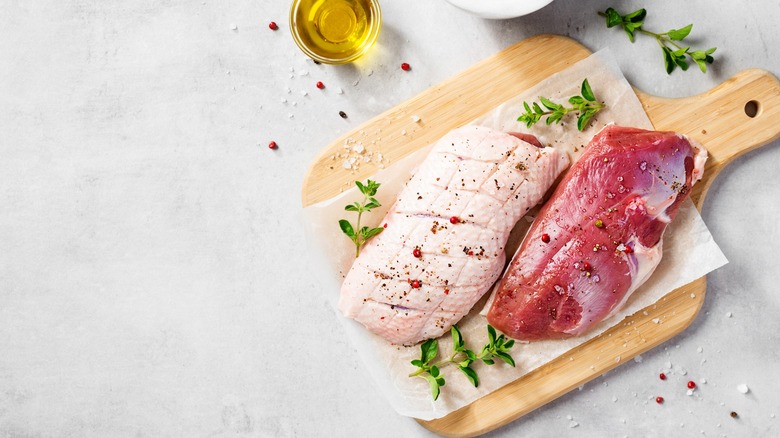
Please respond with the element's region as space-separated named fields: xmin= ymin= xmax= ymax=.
xmin=290 ymin=0 xmax=381 ymax=64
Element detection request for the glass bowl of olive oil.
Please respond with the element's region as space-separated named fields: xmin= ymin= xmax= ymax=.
xmin=290 ymin=0 xmax=381 ymax=64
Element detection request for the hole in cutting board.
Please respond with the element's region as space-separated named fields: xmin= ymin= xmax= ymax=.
xmin=744 ymin=100 xmax=761 ymax=118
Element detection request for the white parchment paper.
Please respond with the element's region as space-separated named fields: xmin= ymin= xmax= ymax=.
xmin=302 ymin=50 xmax=728 ymax=420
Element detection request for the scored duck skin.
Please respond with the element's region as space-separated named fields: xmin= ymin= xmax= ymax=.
xmin=487 ymin=125 xmax=707 ymax=341
xmin=339 ymin=125 xmax=569 ymax=345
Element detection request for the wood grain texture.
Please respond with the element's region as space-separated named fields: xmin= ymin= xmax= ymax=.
xmin=300 ymin=35 xmax=780 ymax=437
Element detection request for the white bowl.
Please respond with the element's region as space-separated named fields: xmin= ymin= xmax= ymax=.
xmin=445 ymin=0 xmax=554 ymax=19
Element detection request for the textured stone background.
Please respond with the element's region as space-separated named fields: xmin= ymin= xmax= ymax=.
xmin=1 ymin=0 xmax=778 ymax=436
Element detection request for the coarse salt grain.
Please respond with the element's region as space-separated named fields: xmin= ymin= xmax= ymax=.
xmin=737 ymin=384 xmax=749 ymax=394
xmin=634 ymin=355 xmax=643 ymax=363
xmin=726 ymin=312 xmax=733 ymax=318
xmin=337 ymin=87 xmax=344 ymax=95
xmin=652 ymin=318 xmax=661 ymax=324
xmin=230 ymin=23 xmax=237 ymax=30
xmin=697 ymin=347 xmax=703 ymax=353
xmin=411 ymin=115 xmax=421 ymax=123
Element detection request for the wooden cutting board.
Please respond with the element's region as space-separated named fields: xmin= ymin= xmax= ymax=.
xmin=301 ymin=35 xmax=780 ymax=437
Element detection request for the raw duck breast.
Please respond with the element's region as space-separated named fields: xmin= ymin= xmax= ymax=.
xmin=339 ymin=125 xmax=569 ymax=345
xmin=487 ymin=125 xmax=708 ymax=341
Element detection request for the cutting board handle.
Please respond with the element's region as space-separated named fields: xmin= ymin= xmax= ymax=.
xmin=637 ymin=69 xmax=780 ymax=206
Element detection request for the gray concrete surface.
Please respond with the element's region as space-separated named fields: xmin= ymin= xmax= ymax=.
xmin=1 ymin=0 xmax=778 ymax=436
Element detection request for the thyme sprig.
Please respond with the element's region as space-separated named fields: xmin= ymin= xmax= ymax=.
xmin=517 ymin=79 xmax=605 ymax=131
xmin=599 ymin=7 xmax=717 ymax=74
xmin=409 ymin=325 xmax=516 ymax=400
xmin=339 ymin=180 xmax=384 ymax=257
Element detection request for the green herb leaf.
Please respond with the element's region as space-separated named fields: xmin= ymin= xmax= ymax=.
xmin=667 ymin=24 xmax=693 ymax=41
xmin=363 ymin=227 xmax=384 ymax=240
xmin=365 ymin=180 xmax=381 ymax=196
xmin=577 ymin=112 xmax=589 ymax=132
xmin=624 ymin=8 xmax=646 ymax=23
xmin=424 ymin=374 xmax=441 ymax=400
xmin=540 ymin=97 xmax=559 ymax=111
xmin=354 ymin=180 xmax=366 ymax=195
xmin=568 ymin=95 xmax=585 ymax=106
xmin=496 ymin=351 xmax=516 ymax=367
xmin=662 ymin=47 xmax=676 ymax=74
xmin=421 ymin=339 xmax=438 ymax=364
xmin=603 ymin=7 xmax=623 ymax=28
xmin=459 ymin=365 xmax=479 ymax=387
xmin=623 ymin=22 xmax=640 ymax=42
xmin=487 ymin=325 xmax=497 ymax=345
xmin=451 ymin=326 xmax=464 ymax=351
xmin=581 ymin=79 xmax=596 ymax=102
xmin=339 ymin=219 xmax=355 ymax=237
